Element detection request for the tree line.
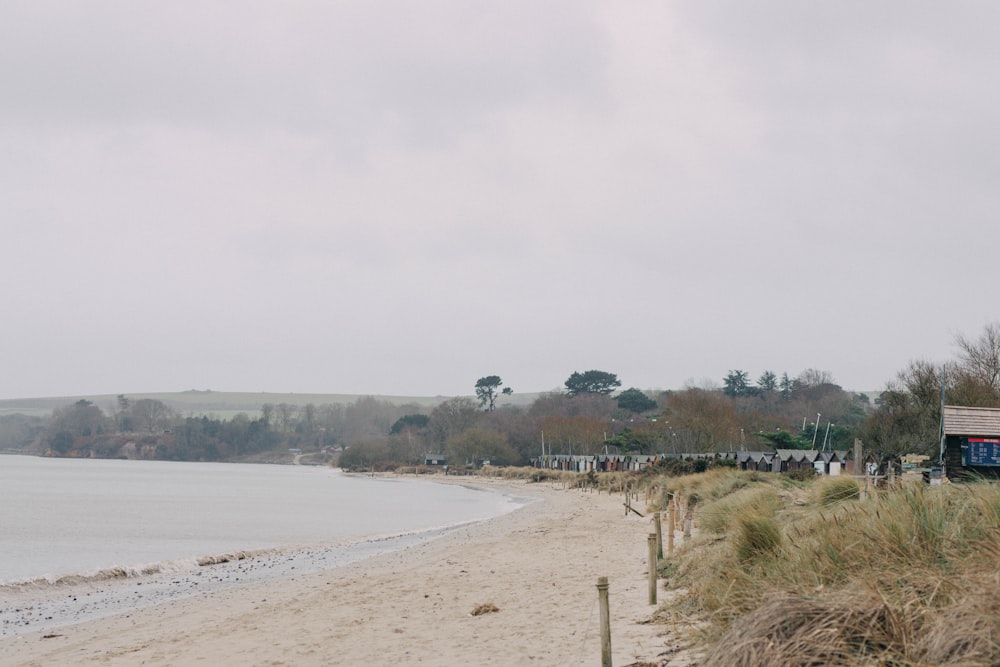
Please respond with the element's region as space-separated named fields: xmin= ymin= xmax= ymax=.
xmin=861 ymin=323 xmax=1000 ymax=458
xmin=18 ymin=395 xmax=432 ymax=462
xmin=5 ymin=326 xmax=999 ymax=467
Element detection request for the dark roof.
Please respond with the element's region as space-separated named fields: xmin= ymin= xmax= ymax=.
xmin=942 ymin=405 xmax=1000 ymax=437
xmin=775 ymin=449 xmax=819 ymax=462
xmin=738 ymin=451 xmax=772 ymax=464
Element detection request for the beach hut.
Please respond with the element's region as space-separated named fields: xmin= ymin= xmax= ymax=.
xmin=772 ymin=449 xmax=788 ymax=472
xmin=737 ymin=451 xmax=756 ymax=471
xmin=737 ymin=451 xmax=772 ymax=472
xmin=775 ymin=449 xmax=819 ymax=473
xmin=424 ymin=453 xmax=448 ymax=466
xmin=634 ymin=455 xmax=655 ymax=471
xmin=817 ymin=450 xmax=848 ymax=476
xmin=942 ymin=405 xmax=1000 ymax=480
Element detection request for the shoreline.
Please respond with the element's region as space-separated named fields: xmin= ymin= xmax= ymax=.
xmin=1 ymin=475 xmax=678 ymax=666
xmin=0 ymin=520 xmax=521 ymax=640
xmin=0 ymin=458 xmax=520 ymax=588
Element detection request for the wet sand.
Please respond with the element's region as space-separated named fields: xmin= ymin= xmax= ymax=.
xmin=1 ymin=476 xmax=679 ymax=666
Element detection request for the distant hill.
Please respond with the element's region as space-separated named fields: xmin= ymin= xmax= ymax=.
xmin=0 ymin=389 xmax=544 ymax=418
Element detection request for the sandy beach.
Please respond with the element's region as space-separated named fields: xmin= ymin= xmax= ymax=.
xmin=1 ymin=476 xmax=680 ymax=666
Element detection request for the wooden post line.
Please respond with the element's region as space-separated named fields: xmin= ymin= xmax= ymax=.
xmin=680 ymin=494 xmax=692 ymax=539
xmin=647 ymin=533 xmax=658 ymax=605
xmin=654 ymin=511 xmax=663 ymax=560
xmin=597 ymin=576 xmax=612 ymax=667
xmin=667 ymin=501 xmax=675 ymax=554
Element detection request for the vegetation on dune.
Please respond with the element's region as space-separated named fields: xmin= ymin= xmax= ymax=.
xmin=814 ymin=476 xmax=862 ymax=505
xmin=645 ymin=470 xmax=1000 ymax=666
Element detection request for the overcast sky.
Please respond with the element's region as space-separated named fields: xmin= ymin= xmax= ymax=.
xmin=2 ymin=2 xmax=999 ymax=400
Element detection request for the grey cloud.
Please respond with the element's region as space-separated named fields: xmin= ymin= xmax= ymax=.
xmin=2 ymin=2 xmax=999 ymax=398
xmin=0 ymin=1 xmax=608 ymax=148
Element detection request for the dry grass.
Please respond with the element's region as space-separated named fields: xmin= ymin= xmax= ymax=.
xmin=702 ymin=582 xmax=1000 ymax=667
xmin=814 ymin=476 xmax=861 ymax=505
xmin=664 ymin=467 xmax=760 ymax=505
xmin=915 ymin=587 xmax=1000 ymax=665
xmin=477 ymin=466 xmax=646 ymax=496
xmin=698 ymin=485 xmax=783 ymax=535
xmin=477 ymin=465 xmax=575 ymax=483
xmin=734 ymin=513 xmax=782 ymax=564
xmin=657 ymin=476 xmax=1000 ymax=666
xmin=702 ymin=592 xmax=906 ymax=667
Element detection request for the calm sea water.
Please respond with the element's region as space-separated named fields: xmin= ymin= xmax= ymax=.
xmin=0 ymin=455 xmax=522 ymax=584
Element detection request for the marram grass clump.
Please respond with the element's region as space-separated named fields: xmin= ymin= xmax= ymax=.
xmin=815 ymin=476 xmax=860 ymax=505
xmin=698 ymin=486 xmax=782 ymax=534
xmin=664 ymin=467 xmax=757 ymax=505
xmin=734 ymin=514 xmax=782 ymax=565
xmin=701 ymin=592 xmax=905 ymax=667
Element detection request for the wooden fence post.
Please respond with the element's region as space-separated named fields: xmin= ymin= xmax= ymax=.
xmin=648 ymin=534 xmax=658 ymax=605
xmin=597 ymin=576 xmax=612 ymax=667
xmin=667 ymin=502 xmax=675 ymax=553
xmin=654 ymin=512 xmax=662 ymax=559
xmin=855 ymin=438 xmax=866 ymax=500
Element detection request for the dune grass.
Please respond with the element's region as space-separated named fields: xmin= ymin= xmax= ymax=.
xmin=654 ymin=473 xmax=1000 ymax=666
xmin=814 ymin=475 xmax=861 ymax=505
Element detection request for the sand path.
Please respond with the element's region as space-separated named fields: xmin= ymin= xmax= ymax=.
xmin=1 ymin=476 xmax=682 ymax=666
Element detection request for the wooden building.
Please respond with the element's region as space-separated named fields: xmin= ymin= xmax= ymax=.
xmin=816 ymin=450 xmax=848 ymax=476
xmin=774 ymin=449 xmax=819 ymax=473
xmin=737 ymin=451 xmax=773 ymax=472
xmin=424 ymin=453 xmax=448 ymax=466
xmin=942 ymin=405 xmax=1000 ymax=480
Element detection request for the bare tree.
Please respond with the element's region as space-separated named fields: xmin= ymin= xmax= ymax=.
xmin=301 ymin=403 xmax=316 ymax=434
xmin=261 ymin=403 xmax=275 ymax=431
xmin=429 ymin=397 xmax=481 ymax=445
xmin=130 ymin=399 xmax=174 ymax=433
xmin=955 ymin=322 xmax=1000 ymax=392
xmin=445 ymin=428 xmax=519 ymax=466
xmin=276 ymin=403 xmax=298 ymax=433
xmin=664 ymin=388 xmax=739 ymax=452
xmin=797 ymin=368 xmax=835 ymax=388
